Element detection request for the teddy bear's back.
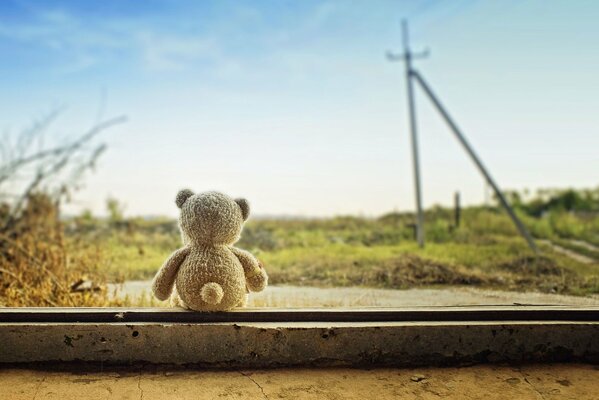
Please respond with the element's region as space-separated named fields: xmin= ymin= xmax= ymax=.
xmin=175 ymin=245 xmax=246 ymax=311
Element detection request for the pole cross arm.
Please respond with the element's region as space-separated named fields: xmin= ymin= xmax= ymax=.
xmin=386 ymin=49 xmax=430 ymax=62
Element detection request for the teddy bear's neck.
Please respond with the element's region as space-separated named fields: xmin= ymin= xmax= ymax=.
xmin=181 ymin=231 xmax=236 ymax=247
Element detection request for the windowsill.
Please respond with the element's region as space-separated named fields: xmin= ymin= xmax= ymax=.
xmin=1 ymin=305 xmax=599 ymax=323
xmin=1 ymin=306 xmax=599 ymax=367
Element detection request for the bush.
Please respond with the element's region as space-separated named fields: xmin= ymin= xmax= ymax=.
xmin=0 ymin=194 xmax=121 ymax=307
xmin=426 ymin=219 xmax=452 ymax=243
xmin=549 ymin=212 xmax=585 ymax=239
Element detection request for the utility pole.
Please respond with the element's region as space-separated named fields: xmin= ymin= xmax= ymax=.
xmin=386 ymin=19 xmax=539 ymax=253
xmin=454 ymin=191 xmax=461 ymax=229
xmin=387 ymin=20 xmax=428 ymax=248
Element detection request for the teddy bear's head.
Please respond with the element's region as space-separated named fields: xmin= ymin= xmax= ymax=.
xmin=175 ymin=190 xmax=250 ymax=245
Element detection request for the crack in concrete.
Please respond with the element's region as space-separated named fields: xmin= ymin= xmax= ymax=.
xmin=32 ymin=375 xmax=46 ymax=400
xmin=137 ymin=371 xmax=144 ymax=400
xmin=519 ymin=372 xmax=546 ymax=400
xmin=239 ymin=371 xmax=269 ymax=399
xmin=419 ymin=381 xmax=446 ymax=397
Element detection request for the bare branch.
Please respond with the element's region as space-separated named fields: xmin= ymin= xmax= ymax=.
xmin=0 ymin=114 xmax=127 ymax=228
xmin=0 ymin=115 xmax=126 ymax=186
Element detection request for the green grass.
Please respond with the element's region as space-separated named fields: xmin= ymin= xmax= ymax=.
xmin=97 ymin=231 xmax=179 ymax=281
xmin=78 ymin=207 xmax=599 ymax=296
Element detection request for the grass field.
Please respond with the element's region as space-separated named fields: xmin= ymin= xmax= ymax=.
xmin=2 ymin=190 xmax=599 ymax=307
xmin=74 ymin=205 xmax=599 ymax=297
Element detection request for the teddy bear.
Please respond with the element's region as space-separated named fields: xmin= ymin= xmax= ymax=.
xmin=151 ymin=190 xmax=268 ymax=311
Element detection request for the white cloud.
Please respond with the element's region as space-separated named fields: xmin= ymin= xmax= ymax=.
xmin=0 ymin=5 xmax=224 ymax=73
xmin=136 ymin=31 xmax=218 ymax=71
xmin=57 ymin=54 xmax=98 ymax=74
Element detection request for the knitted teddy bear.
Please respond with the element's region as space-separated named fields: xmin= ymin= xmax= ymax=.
xmin=152 ymin=190 xmax=268 ymax=311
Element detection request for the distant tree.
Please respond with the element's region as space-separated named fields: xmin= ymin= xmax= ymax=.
xmin=79 ymin=209 xmax=94 ymax=222
xmin=514 ymin=187 xmax=599 ymax=216
xmin=106 ymin=197 xmax=125 ymax=225
xmin=497 ymin=190 xmax=522 ymax=208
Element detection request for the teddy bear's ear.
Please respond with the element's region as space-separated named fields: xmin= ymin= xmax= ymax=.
xmin=235 ymin=198 xmax=250 ymax=221
xmin=175 ymin=189 xmax=194 ymax=208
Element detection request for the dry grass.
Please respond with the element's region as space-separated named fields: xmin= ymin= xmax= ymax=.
xmin=0 ymin=194 xmax=121 ymax=307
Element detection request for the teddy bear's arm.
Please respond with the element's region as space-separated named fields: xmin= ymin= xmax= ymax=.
xmin=230 ymin=247 xmax=268 ymax=292
xmin=151 ymin=246 xmax=190 ymax=301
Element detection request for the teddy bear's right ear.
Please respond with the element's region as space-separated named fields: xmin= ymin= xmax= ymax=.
xmin=235 ymin=198 xmax=250 ymax=221
xmin=175 ymin=189 xmax=194 ymax=208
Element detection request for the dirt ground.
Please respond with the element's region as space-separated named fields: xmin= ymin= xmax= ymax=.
xmin=2 ymin=364 xmax=598 ymax=399
xmin=113 ymin=281 xmax=599 ymax=307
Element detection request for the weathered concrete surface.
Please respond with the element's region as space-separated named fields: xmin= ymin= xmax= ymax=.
xmin=111 ymin=281 xmax=599 ymax=307
xmin=2 ymin=321 xmax=599 ymax=366
xmin=1 ymin=364 xmax=598 ymax=399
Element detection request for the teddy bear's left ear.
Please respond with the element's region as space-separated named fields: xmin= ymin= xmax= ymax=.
xmin=235 ymin=198 xmax=250 ymax=221
xmin=175 ymin=189 xmax=194 ymax=209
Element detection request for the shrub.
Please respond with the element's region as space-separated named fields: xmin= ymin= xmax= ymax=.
xmin=0 ymin=194 xmax=121 ymax=306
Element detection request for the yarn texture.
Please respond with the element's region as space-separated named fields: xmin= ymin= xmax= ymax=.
xmin=151 ymin=190 xmax=268 ymax=311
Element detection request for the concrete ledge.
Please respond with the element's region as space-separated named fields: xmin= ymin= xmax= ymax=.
xmin=3 ymin=306 xmax=599 ymax=323
xmin=2 ymin=321 xmax=599 ymax=367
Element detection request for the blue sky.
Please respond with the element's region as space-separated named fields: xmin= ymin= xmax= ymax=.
xmin=1 ymin=0 xmax=598 ymax=217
